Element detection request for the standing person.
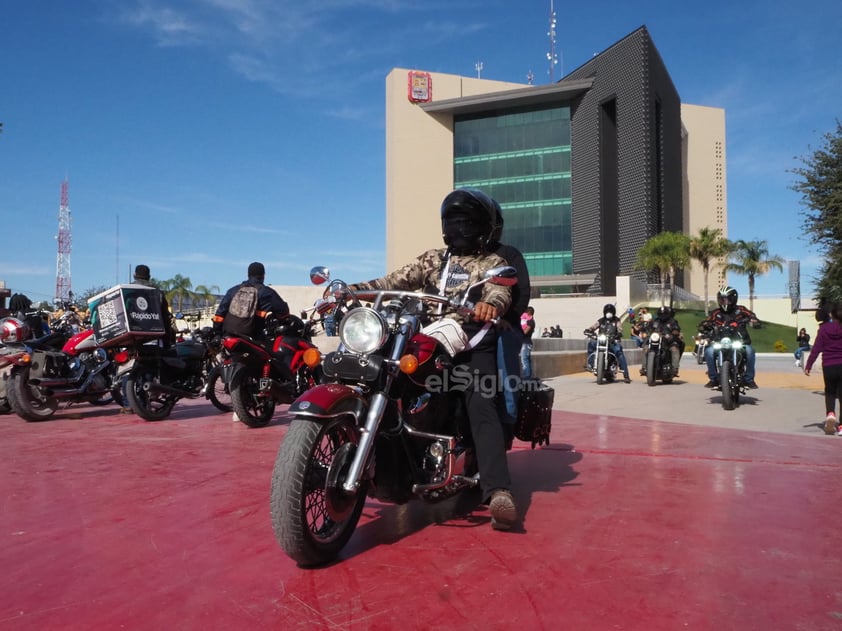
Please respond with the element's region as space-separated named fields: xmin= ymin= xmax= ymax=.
xmin=213 ymin=262 xmax=290 ymax=340
xmin=348 ymin=188 xmax=517 ymax=531
xmin=585 ymin=304 xmax=631 ymax=382
xmin=520 ymin=306 xmax=536 ymax=378
xmin=794 ymin=327 xmax=811 ymax=367
xmin=804 ymin=303 xmax=842 ymax=435
xmin=132 ymin=265 xmax=176 ymax=347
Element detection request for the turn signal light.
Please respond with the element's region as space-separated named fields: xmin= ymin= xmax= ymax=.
xmin=302 ymin=347 xmax=322 ymax=368
xmin=399 ymin=354 xmax=419 ymax=374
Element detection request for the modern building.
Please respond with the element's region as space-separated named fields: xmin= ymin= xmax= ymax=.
xmin=384 ymin=25 xmax=726 ymax=299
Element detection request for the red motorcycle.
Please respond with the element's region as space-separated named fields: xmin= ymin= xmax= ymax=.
xmin=5 ymin=314 xmax=125 ymax=421
xmin=222 ymin=314 xmax=322 ymax=428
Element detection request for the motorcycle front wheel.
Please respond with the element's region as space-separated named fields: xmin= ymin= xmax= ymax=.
xmin=270 ymin=416 xmax=366 ymax=567
xmin=720 ymin=360 xmax=737 ymax=411
xmin=696 ymin=345 xmax=705 ymax=365
xmin=230 ymin=372 xmax=276 ymax=427
xmin=206 ymin=365 xmax=232 ymax=413
xmin=646 ymin=352 xmax=657 ymax=387
xmin=126 ymin=370 xmax=176 ymax=421
xmin=8 ymin=369 xmax=58 ymax=421
xmin=596 ymin=352 xmax=606 ymax=385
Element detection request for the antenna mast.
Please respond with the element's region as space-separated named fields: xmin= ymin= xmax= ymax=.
xmin=547 ymin=0 xmax=559 ymax=82
xmin=55 ymin=179 xmax=72 ymax=305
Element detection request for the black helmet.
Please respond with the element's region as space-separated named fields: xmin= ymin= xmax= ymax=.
xmin=603 ymin=303 xmax=616 ymax=319
xmin=441 ymin=188 xmax=500 ymax=255
xmin=717 ymin=286 xmax=738 ymax=314
xmin=657 ymin=306 xmax=672 ymax=321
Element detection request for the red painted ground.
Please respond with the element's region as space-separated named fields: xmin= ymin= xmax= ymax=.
xmin=1 ymin=400 xmax=841 ymax=630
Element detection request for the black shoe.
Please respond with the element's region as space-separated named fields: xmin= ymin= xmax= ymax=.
xmin=623 ymin=376 xmax=631 ymax=383
xmin=744 ymin=379 xmax=759 ymax=389
xmin=704 ymin=380 xmax=717 ymax=388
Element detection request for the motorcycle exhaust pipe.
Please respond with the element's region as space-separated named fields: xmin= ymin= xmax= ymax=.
xmin=142 ymin=381 xmax=202 ymax=399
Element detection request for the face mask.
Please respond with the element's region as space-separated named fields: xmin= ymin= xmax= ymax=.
xmin=605 ymin=313 xmax=614 ymax=320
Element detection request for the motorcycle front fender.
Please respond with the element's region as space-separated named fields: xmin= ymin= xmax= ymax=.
xmin=287 ymin=383 xmax=368 ymax=424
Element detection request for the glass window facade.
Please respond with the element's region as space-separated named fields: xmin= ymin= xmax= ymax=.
xmin=454 ymin=105 xmax=572 ymax=279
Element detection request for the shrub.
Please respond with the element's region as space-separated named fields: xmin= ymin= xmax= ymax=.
xmin=773 ymin=340 xmax=788 ymax=353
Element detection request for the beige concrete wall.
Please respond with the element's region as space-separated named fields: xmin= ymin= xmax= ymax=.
xmin=385 ymin=69 xmax=525 ymax=270
xmin=681 ymin=103 xmax=728 ymax=305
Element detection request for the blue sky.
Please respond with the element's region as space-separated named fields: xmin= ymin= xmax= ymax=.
xmin=1 ymin=0 xmax=839 ymax=307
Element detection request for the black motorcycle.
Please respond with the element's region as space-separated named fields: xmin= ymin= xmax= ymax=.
xmin=709 ymin=324 xmax=748 ymax=411
xmin=643 ymin=330 xmax=678 ymax=386
xmin=584 ymin=325 xmax=620 ymax=384
xmin=119 ymin=326 xmax=224 ymax=421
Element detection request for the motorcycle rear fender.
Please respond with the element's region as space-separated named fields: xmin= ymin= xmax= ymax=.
xmin=287 ymin=383 xmax=368 ymax=424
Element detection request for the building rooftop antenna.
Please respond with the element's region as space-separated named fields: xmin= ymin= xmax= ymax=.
xmin=55 ymin=179 xmax=72 ymax=306
xmin=475 ymin=61 xmax=484 ymax=79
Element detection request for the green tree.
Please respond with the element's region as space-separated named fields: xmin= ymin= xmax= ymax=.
xmin=724 ymin=239 xmax=785 ymax=312
xmin=193 ymin=284 xmax=220 ymax=310
xmin=689 ymin=227 xmax=733 ymax=316
xmin=165 ymin=274 xmax=194 ymax=312
xmin=791 ymin=119 xmax=842 ymax=302
xmin=635 ymin=231 xmax=691 ymax=307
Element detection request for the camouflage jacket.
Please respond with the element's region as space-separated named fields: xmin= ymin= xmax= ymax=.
xmin=352 ymin=248 xmax=511 ymax=326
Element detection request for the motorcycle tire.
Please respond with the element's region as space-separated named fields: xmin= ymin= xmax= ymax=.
xmin=126 ymin=371 xmax=176 ymax=421
xmin=0 ymin=397 xmax=13 ymax=415
xmin=7 ymin=370 xmax=58 ymax=421
xmin=646 ymin=352 xmax=657 ymax=387
xmin=720 ymin=360 xmax=737 ymax=411
xmin=596 ymin=352 xmax=606 ymax=385
xmin=270 ymin=416 xmax=367 ymax=567
xmin=230 ymin=373 xmax=275 ymax=427
xmin=206 ymin=365 xmax=232 ymax=413
xmin=696 ymin=347 xmax=705 ymax=365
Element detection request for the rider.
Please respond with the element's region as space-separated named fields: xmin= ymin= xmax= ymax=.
xmin=584 ymin=304 xmax=631 ymax=383
xmin=699 ymin=286 xmax=759 ymax=389
xmin=213 ymin=262 xmax=290 ymax=340
xmin=348 ymin=188 xmax=517 ymax=531
xmin=641 ymin=306 xmax=685 ymax=377
xmin=132 ymin=265 xmax=176 ymax=347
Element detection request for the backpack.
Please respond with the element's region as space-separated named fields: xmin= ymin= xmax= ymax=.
xmin=223 ymin=284 xmax=260 ymax=336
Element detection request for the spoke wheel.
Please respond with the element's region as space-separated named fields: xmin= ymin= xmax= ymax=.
xmin=126 ymin=370 xmax=176 ymax=421
xmin=270 ymin=417 xmax=366 ymax=567
xmin=206 ymin=365 xmax=232 ymax=412
xmin=230 ymin=373 xmax=275 ymax=427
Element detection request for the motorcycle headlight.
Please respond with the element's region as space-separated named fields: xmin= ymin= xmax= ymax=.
xmin=732 ymin=340 xmax=743 ymax=349
xmin=597 ymin=333 xmax=608 ymax=342
xmin=649 ymin=332 xmax=661 ymax=343
xmin=339 ymin=308 xmax=388 ymax=355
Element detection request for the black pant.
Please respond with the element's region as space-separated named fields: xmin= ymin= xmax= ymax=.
xmin=458 ymin=348 xmax=511 ymax=501
xmin=823 ymin=363 xmax=842 ymax=415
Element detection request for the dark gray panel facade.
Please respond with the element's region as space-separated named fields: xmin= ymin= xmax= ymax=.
xmin=565 ymin=26 xmax=683 ymax=294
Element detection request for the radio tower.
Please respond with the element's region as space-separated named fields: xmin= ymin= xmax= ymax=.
xmin=55 ymin=179 xmax=72 ymax=305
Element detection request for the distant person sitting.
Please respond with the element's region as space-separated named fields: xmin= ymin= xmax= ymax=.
xmin=794 ymin=327 xmax=811 ymax=367
xmin=541 ymin=327 xmax=551 ymax=338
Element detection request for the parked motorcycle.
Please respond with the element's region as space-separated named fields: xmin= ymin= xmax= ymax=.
xmin=708 ymin=324 xmax=748 ymax=410
xmin=269 ymin=265 xmax=519 ymax=567
xmin=221 ymin=313 xmax=322 ymax=428
xmin=584 ymin=325 xmax=620 ymax=384
xmin=118 ymin=325 xmax=226 ymax=421
xmin=643 ymin=331 xmax=677 ymax=386
xmin=5 ymin=313 xmax=126 ymax=421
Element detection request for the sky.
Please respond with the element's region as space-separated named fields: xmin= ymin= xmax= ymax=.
xmin=1 ymin=0 xmax=840 ymax=308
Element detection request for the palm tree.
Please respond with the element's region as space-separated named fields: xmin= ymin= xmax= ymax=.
xmin=724 ymin=239 xmax=785 ymax=312
xmin=193 ymin=284 xmax=220 ymax=311
xmin=635 ymin=231 xmax=691 ymax=307
xmin=166 ymin=274 xmax=194 ymax=313
xmin=688 ymin=227 xmax=733 ymax=316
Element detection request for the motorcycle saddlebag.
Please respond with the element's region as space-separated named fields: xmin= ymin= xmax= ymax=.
xmin=513 ymin=378 xmax=554 ymax=449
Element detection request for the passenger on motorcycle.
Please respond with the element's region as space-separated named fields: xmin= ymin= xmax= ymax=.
xmin=348 ymin=188 xmax=517 ymax=531
xmin=132 ymin=265 xmax=176 ymax=347
xmin=213 ymin=262 xmax=290 ymax=340
xmin=640 ymin=306 xmax=685 ymax=376
xmin=585 ymin=304 xmax=631 ymax=382
xmin=700 ymin=286 xmax=759 ymax=389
